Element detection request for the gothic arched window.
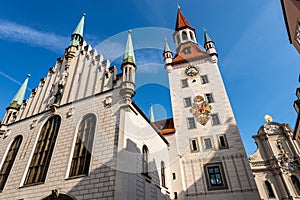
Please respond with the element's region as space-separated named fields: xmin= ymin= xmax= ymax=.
xmin=291 ymin=175 xmax=300 ymax=196
xmin=142 ymin=145 xmax=149 ymax=175
xmin=69 ymin=114 xmax=96 ymax=177
xmin=24 ymin=115 xmax=61 ymax=185
xmin=182 ymin=31 xmax=188 ymax=41
xmin=0 ymin=135 xmax=22 ymax=191
xmin=265 ymin=180 xmax=275 ymax=198
xmin=161 ymin=161 xmax=166 ymax=187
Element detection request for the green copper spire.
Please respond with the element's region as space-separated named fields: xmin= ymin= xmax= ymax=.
xmin=204 ymin=29 xmax=213 ymax=43
xmin=149 ymin=104 xmax=155 ymax=122
xmin=8 ymin=74 xmax=30 ymax=110
xmin=122 ymin=30 xmax=136 ymax=65
xmin=70 ymin=13 xmax=86 ymax=46
xmin=164 ymin=38 xmax=171 ymax=52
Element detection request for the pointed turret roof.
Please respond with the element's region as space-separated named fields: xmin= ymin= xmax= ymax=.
xmin=149 ymin=104 xmax=155 ymax=122
xmin=122 ymin=30 xmax=136 ymax=65
xmin=8 ymin=74 xmax=30 ymax=110
xmin=204 ymin=29 xmax=213 ymax=43
xmin=175 ymin=6 xmax=193 ymax=31
xmin=164 ymin=39 xmax=171 ymax=52
xmin=70 ymin=13 xmax=86 ymax=46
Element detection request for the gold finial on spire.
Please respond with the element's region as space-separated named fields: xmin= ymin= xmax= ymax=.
xmin=264 ymin=114 xmax=273 ymax=123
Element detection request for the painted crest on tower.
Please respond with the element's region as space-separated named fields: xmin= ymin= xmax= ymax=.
xmin=189 ymin=95 xmax=212 ymax=125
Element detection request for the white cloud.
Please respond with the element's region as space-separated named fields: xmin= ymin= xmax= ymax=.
xmin=137 ymin=63 xmax=162 ymax=74
xmin=0 ymin=19 xmax=68 ymax=52
xmin=0 ymin=71 xmax=32 ymax=91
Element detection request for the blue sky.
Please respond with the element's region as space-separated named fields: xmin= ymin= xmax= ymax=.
xmin=0 ymin=0 xmax=299 ymax=155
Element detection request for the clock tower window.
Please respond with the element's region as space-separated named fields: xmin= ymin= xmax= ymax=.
xmin=181 ymin=79 xmax=188 ymax=88
xmin=201 ymin=75 xmax=209 ymax=84
xmin=211 ymin=114 xmax=220 ymax=125
xmin=205 ymin=93 xmax=214 ymax=103
xmin=184 ymin=97 xmax=192 ymax=107
xmin=182 ymin=31 xmax=188 ymax=41
xmin=187 ymin=117 xmax=196 ymax=129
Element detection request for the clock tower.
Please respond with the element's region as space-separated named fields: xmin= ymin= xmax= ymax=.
xmin=163 ymin=7 xmax=259 ymax=199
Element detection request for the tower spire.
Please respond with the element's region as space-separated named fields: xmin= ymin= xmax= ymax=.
xmin=164 ymin=38 xmax=171 ymax=52
xmin=7 ymin=74 xmax=30 ymax=110
xmin=204 ymin=29 xmax=212 ymax=43
xmin=149 ymin=104 xmax=155 ymax=122
xmin=122 ymin=30 xmax=136 ymax=66
xmin=70 ymin=13 xmax=86 ymax=46
xmin=175 ymin=7 xmax=193 ymax=31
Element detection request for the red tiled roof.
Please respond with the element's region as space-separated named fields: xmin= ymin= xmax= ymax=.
xmin=175 ymin=9 xmax=192 ymax=31
xmin=153 ymin=118 xmax=176 ymax=135
xmin=172 ymin=43 xmax=209 ymax=64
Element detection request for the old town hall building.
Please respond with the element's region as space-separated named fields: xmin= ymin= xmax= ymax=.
xmin=0 ymin=7 xmax=259 ymax=200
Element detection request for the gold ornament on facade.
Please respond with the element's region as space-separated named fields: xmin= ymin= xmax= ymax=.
xmin=190 ymin=95 xmax=212 ymax=125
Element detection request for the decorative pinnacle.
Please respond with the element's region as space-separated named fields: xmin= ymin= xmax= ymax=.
xmin=7 ymin=74 xmax=30 ymax=110
xmin=82 ymin=13 xmax=86 ymax=16
xmin=122 ymin=30 xmax=136 ymax=65
xmin=164 ymin=38 xmax=171 ymax=52
xmin=177 ymin=4 xmax=181 ymax=10
xmin=204 ymin=28 xmax=213 ymax=43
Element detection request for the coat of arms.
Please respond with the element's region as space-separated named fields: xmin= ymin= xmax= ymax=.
xmin=189 ymin=95 xmax=212 ymax=125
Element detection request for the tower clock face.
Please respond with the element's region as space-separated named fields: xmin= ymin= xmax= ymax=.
xmin=185 ymin=66 xmax=199 ymax=77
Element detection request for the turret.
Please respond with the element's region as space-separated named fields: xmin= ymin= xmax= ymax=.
xmin=2 ymin=74 xmax=30 ymax=124
xmin=65 ymin=13 xmax=86 ymax=69
xmin=204 ymin=29 xmax=218 ymax=62
xmin=120 ymin=30 xmax=136 ymax=106
xmin=163 ymin=39 xmax=173 ymax=73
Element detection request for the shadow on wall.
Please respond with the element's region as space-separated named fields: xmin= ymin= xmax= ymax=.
xmin=175 ymin=119 xmax=259 ymax=200
xmin=42 ymin=137 xmax=170 ymax=200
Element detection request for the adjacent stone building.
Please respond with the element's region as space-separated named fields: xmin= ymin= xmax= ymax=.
xmin=250 ymin=121 xmax=300 ymax=199
xmin=0 ymin=7 xmax=260 ymax=200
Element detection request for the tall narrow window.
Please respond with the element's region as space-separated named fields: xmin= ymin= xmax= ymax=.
xmin=190 ymin=138 xmax=199 ymax=152
xmin=184 ymin=97 xmax=192 ymax=107
xmin=25 ymin=115 xmax=61 ymax=185
xmin=211 ymin=114 xmax=220 ymax=125
xmin=182 ymin=31 xmax=188 ymax=41
xmin=201 ymin=75 xmax=209 ymax=84
xmin=205 ymin=93 xmax=214 ymax=103
xmin=291 ymin=175 xmax=300 ymax=196
xmin=161 ymin=161 xmax=166 ymax=187
xmin=203 ymin=138 xmax=213 ymax=149
xmin=218 ymin=135 xmax=229 ymax=149
xmin=265 ymin=180 xmax=275 ymax=198
xmin=69 ymin=114 xmax=96 ymax=177
xmin=190 ymin=31 xmax=194 ymax=41
xmin=187 ymin=118 xmax=196 ymax=129
xmin=172 ymin=173 xmax=176 ymax=180
xmin=142 ymin=145 xmax=149 ymax=175
xmin=0 ymin=135 xmax=22 ymax=191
